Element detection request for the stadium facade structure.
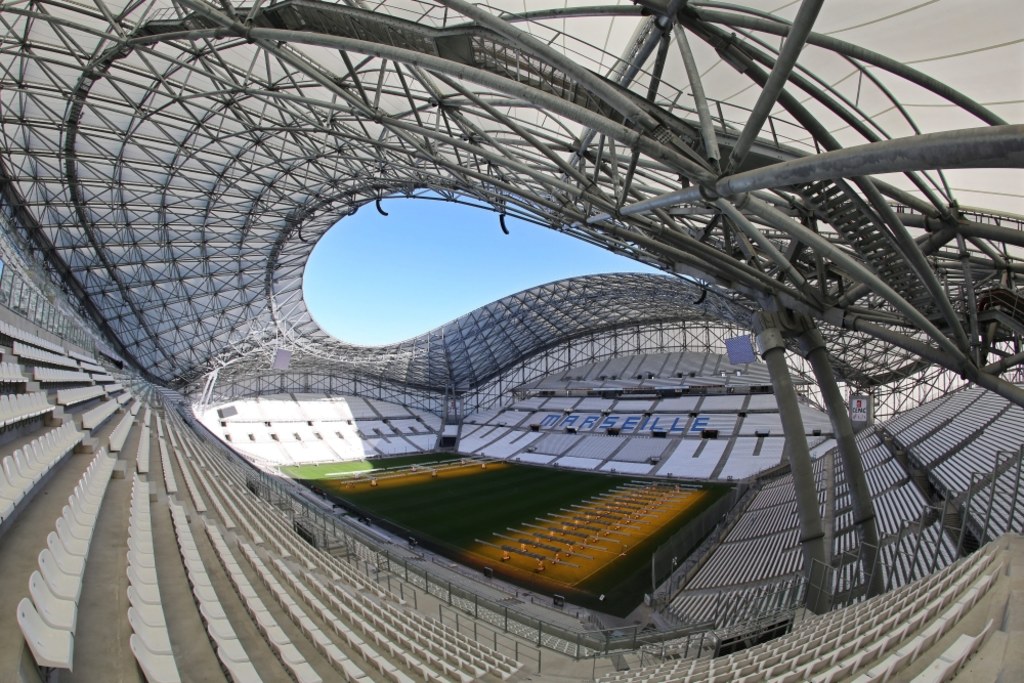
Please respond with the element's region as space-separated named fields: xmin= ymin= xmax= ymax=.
xmin=0 ymin=0 xmax=1022 ymax=679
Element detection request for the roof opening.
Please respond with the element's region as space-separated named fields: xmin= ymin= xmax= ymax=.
xmin=302 ymin=197 xmax=657 ymax=346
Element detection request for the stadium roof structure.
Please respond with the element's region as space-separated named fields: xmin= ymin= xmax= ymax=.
xmin=0 ymin=0 xmax=1022 ymax=403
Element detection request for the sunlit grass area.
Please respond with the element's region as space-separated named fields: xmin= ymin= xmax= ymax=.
xmin=279 ymin=452 xmax=462 ymax=479
xmin=284 ymin=456 xmax=728 ymax=615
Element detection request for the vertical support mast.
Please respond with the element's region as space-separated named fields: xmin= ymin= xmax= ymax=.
xmin=755 ymin=311 xmax=831 ymax=614
xmin=798 ymin=325 xmax=885 ymax=597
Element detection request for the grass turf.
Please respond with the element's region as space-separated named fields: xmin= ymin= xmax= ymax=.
xmin=280 ymin=452 xmax=462 ymax=480
xmin=290 ymin=459 xmax=727 ymax=615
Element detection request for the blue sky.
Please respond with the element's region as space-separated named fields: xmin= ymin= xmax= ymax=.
xmin=303 ymin=198 xmax=659 ymax=345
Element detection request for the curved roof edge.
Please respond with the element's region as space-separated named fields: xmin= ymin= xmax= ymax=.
xmin=202 ymin=272 xmax=754 ymax=393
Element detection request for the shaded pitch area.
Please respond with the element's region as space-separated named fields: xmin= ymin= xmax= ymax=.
xmin=292 ymin=458 xmax=726 ymax=615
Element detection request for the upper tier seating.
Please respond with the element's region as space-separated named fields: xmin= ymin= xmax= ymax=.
xmin=200 ymin=394 xmax=442 ymax=466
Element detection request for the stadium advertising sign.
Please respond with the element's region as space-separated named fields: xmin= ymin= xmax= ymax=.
xmin=536 ymin=412 xmax=717 ymax=434
xmin=849 ymin=395 xmax=870 ymax=424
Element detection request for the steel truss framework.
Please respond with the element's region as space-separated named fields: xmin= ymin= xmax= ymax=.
xmin=0 ymin=0 xmax=1022 ymax=409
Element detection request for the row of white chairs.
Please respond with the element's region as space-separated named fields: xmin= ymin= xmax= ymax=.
xmin=182 ymin=414 xmax=414 ymax=602
xmin=67 ymin=348 xmax=98 ymax=363
xmin=80 ymin=396 xmax=121 ymax=430
xmin=127 ymin=475 xmax=182 ymax=683
xmin=0 ymin=390 xmax=53 ymax=428
xmin=195 ymin=457 xmax=269 ymax=548
xmin=238 ymin=540 xmax=380 ymax=682
xmin=136 ymin=421 xmax=152 ymax=475
xmin=167 ymin=501 xmax=264 ymax=682
xmin=33 ymin=367 xmax=91 ymax=384
xmin=280 ymin=553 xmax=450 ymax=682
xmin=178 ymin=412 xmax=433 ymax=641
xmin=189 ymin=458 xmax=237 ymax=530
xmin=1 ymin=421 xmax=84 ymax=524
xmin=207 ymin=433 xmax=520 ymax=680
xmin=0 ymin=361 xmax=27 ymax=383
xmin=56 ymin=384 xmax=106 ymax=407
xmin=293 ymin=558 xmax=521 ymax=681
xmin=898 ymin=619 xmax=994 ymax=683
xmin=188 ymin=436 xmax=314 ymax=564
xmin=610 ymin=540 xmax=1002 ymax=683
xmin=12 ymin=341 xmax=80 ymax=369
xmin=164 ymin=426 xmax=207 ymax=514
xmin=108 ymin=410 xmax=136 ymax=452
xmin=17 ymin=448 xmax=117 ymax=671
xmin=155 ymin=418 xmax=178 ymax=496
xmin=0 ymin=320 xmax=66 ymax=354
xmin=159 ymin=438 xmax=177 ymax=496
xmin=205 ymin=523 xmax=323 ymax=683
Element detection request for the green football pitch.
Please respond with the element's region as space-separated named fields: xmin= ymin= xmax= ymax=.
xmin=284 ymin=456 xmax=727 ymax=615
xmin=280 ymin=453 xmax=462 ymax=480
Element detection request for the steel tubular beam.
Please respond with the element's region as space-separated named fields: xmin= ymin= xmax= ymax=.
xmin=174 ymin=2 xmax=714 ymax=184
xmin=435 ymin=0 xmax=661 ymax=131
xmin=674 ymin=26 xmax=720 ymax=165
xmin=726 ymin=0 xmax=824 ymax=172
xmin=619 ymin=125 xmax=1024 ymax=218
xmin=714 ymin=198 xmax=820 ymax=306
xmin=692 ymin=8 xmax=1006 ymax=126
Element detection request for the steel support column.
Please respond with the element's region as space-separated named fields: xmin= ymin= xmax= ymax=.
xmin=798 ymin=326 xmax=884 ymax=598
xmin=755 ymin=314 xmax=831 ymax=614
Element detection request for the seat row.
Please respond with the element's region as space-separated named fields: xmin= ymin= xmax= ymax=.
xmin=80 ymin=395 xmax=121 ymax=430
xmin=237 ymin=540 xmax=385 ymax=682
xmin=0 ymin=360 xmax=27 ymax=383
xmin=1 ymin=421 xmax=84 ymax=524
xmin=601 ymin=539 xmax=1004 ymax=683
xmin=108 ymin=408 xmax=136 ymax=453
xmin=165 ymin=425 xmax=207 ymax=514
xmin=57 ymin=384 xmax=111 ymax=405
xmin=12 ymin=340 xmax=81 ymax=369
xmin=33 ymin=367 xmax=92 ymax=384
xmin=127 ymin=475 xmax=182 ymax=683
xmin=0 ymin=320 xmax=67 ymax=355
xmin=295 ymin=558 xmax=521 ymax=681
xmin=0 ymin=390 xmax=52 ymax=428
xmin=136 ymin=416 xmax=152 ymax=475
xmin=155 ymin=418 xmax=178 ymax=496
xmin=183 ymin=435 xmax=388 ymax=601
xmin=895 ymin=618 xmax=995 ymax=683
xmin=17 ymin=448 xmax=117 ymax=671
xmin=167 ymin=500 xmax=265 ymax=682
xmin=205 ymin=523 xmax=323 ymax=683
